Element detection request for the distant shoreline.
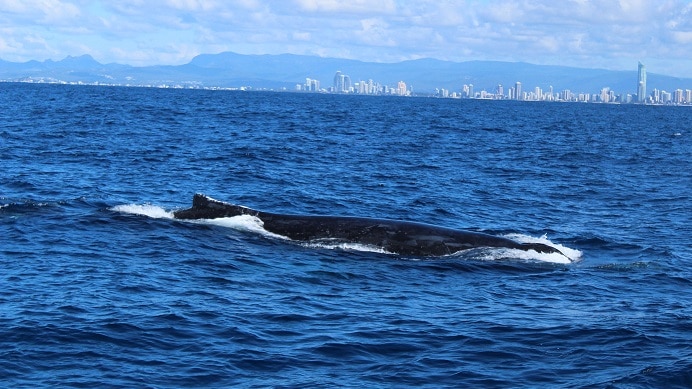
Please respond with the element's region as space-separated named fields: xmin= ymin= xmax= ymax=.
xmin=2 ymin=52 xmax=691 ymax=100
xmin=3 ymin=79 xmax=690 ymax=107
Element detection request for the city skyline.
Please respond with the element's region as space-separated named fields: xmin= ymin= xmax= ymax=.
xmin=296 ymin=62 xmax=690 ymax=105
xmin=299 ymin=70 xmax=410 ymax=96
xmin=2 ymin=53 xmax=690 ymax=105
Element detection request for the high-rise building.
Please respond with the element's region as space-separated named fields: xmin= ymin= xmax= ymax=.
xmin=674 ymin=89 xmax=684 ymax=104
xmin=652 ymin=88 xmax=660 ymax=104
xmin=637 ymin=62 xmax=646 ymax=103
xmin=661 ymin=90 xmax=672 ymax=103
xmin=304 ymin=78 xmax=319 ymax=92
xmin=397 ymin=81 xmax=407 ymax=96
xmin=515 ymin=81 xmax=522 ymax=101
xmin=333 ymin=71 xmax=342 ymax=92
xmin=600 ymin=87 xmax=610 ymax=103
xmin=343 ymin=75 xmax=351 ymax=92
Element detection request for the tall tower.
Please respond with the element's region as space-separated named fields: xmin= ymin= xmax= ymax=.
xmin=333 ymin=71 xmax=343 ymax=92
xmin=637 ymin=62 xmax=646 ymax=103
xmin=343 ymin=75 xmax=351 ymax=92
xmin=397 ymin=81 xmax=407 ymax=96
xmin=515 ymin=81 xmax=522 ymax=101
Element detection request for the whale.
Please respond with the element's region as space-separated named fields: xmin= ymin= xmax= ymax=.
xmin=174 ymin=194 xmax=570 ymax=260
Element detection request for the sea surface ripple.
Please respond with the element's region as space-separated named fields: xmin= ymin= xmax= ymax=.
xmin=1 ymin=83 xmax=690 ymax=388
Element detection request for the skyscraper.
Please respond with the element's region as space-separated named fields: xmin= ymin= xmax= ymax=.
xmin=515 ymin=82 xmax=522 ymax=101
xmin=637 ymin=62 xmax=646 ymax=103
xmin=343 ymin=75 xmax=351 ymax=92
xmin=333 ymin=71 xmax=342 ymax=92
xmin=397 ymin=81 xmax=407 ymax=96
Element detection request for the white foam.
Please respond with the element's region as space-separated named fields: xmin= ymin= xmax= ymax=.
xmin=111 ymin=204 xmax=174 ymax=219
xmin=503 ymin=233 xmax=582 ymax=264
xmin=478 ymin=248 xmax=574 ymax=264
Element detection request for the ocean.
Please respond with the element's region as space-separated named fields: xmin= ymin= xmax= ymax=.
xmin=1 ymin=82 xmax=690 ymax=388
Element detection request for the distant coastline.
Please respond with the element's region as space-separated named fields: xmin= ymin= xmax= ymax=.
xmin=1 ymin=52 xmax=690 ymax=105
xmin=4 ymin=79 xmax=691 ymax=108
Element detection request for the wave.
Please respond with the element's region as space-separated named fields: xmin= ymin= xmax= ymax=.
xmin=112 ymin=204 xmax=580 ymax=264
xmin=505 ymin=233 xmax=583 ymax=264
xmin=110 ymin=204 xmax=174 ymax=219
xmin=0 ymin=199 xmax=63 ymax=216
xmin=459 ymin=247 xmax=574 ymax=265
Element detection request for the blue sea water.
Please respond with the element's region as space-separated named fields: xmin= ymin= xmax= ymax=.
xmin=1 ymin=82 xmax=690 ymax=388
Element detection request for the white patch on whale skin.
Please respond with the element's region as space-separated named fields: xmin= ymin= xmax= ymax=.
xmin=199 ymin=215 xmax=289 ymax=240
xmin=303 ymin=240 xmax=393 ymax=255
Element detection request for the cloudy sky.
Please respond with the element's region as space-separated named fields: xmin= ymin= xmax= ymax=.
xmin=1 ymin=0 xmax=691 ymax=76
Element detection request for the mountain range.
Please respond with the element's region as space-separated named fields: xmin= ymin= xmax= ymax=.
xmin=1 ymin=52 xmax=690 ymax=95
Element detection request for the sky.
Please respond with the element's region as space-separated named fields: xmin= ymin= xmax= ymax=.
xmin=1 ymin=0 xmax=691 ymax=77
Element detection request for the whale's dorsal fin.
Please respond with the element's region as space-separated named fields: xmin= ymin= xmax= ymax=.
xmin=192 ymin=193 xmax=224 ymax=208
xmin=192 ymin=193 xmax=210 ymax=207
xmin=174 ymin=194 xmax=258 ymax=219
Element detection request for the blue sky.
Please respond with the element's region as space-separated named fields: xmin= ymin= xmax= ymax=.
xmin=1 ymin=0 xmax=691 ymax=77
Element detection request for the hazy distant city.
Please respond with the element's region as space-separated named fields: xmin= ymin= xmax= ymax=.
xmin=2 ymin=54 xmax=690 ymax=106
xmin=301 ymin=62 xmax=690 ymax=105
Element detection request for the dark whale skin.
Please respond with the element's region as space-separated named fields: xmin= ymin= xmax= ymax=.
xmin=174 ymin=194 xmax=570 ymax=259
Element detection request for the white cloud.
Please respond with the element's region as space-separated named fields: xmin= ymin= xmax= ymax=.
xmin=671 ymin=30 xmax=692 ymax=44
xmin=0 ymin=0 xmax=690 ymax=76
xmin=293 ymin=0 xmax=396 ymax=14
xmin=482 ymin=2 xmax=524 ymax=24
xmin=0 ymin=0 xmax=82 ymax=25
xmin=164 ymin=0 xmax=218 ymax=12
